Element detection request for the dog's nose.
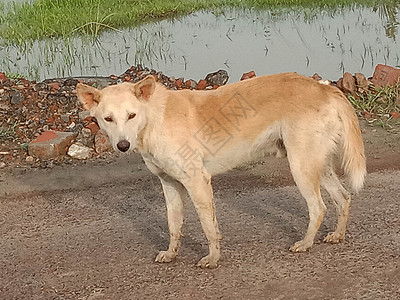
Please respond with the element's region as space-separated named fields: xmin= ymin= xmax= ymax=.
xmin=117 ymin=140 xmax=130 ymax=152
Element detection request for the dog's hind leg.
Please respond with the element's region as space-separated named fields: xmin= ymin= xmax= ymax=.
xmin=183 ymin=171 xmax=222 ymax=269
xmin=321 ymin=162 xmax=351 ymax=244
xmin=286 ymin=144 xmax=327 ymax=252
xmin=155 ymin=175 xmax=186 ymax=263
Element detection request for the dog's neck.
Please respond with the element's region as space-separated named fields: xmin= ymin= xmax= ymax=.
xmin=136 ymin=83 xmax=168 ymax=154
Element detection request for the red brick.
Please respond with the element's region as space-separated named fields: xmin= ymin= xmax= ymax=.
xmin=240 ymin=71 xmax=256 ymax=81
xmin=34 ymin=130 xmax=57 ymax=142
xmin=197 ymin=79 xmax=207 ymax=90
xmin=371 ymin=64 xmax=400 ymax=87
xmin=185 ymin=79 xmax=197 ymax=89
xmin=94 ymin=130 xmax=112 ymax=153
xmin=49 ymin=82 xmax=59 ymax=91
xmin=85 ymin=122 xmax=100 ymax=135
xmin=342 ymin=72 xmax=356 ymax=95
xmin=390 ymin=111 xmax=400 ymax=119
xmin=175 ymin=78 xmax=183 ymax=89
xmin=0 ymin=72 xmax=6 ymax=82
xmin=29 ymin=130 xmax=76 ymax=158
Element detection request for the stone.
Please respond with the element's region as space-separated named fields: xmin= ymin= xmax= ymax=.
xmin=197 ymin=79 xmax=208 ymax=90
xmin=25 ymin=156 xmax=34 ymax=163
xmin=185 ymin=79 xmax=197 ymax=90
xmin=10 ymin=90 xmax=25 ymax=104
xmin=49 ymin=82 xmax=59 ymax=91
xmin=240 ymin=71 xmax=256 ymax=81
xmin=336 ymin=77 xmax=343 ymax=90
xmin=28 ymin=130 xmax=76 ymax=159
xmin=311 ymin=73 xmax=322 ymax=81
xmin=341 ymin=72 xmax=356 ymax=95
xmin=33 ymin=82 xmax=49 ymax=92
xmin=81 ymin=128 xmax=92 ymax=138
xmin=175 ymin=78 xmax=183 ymax=89
xmin=94 ymin=130 xmax=112 ymax=153
xmin=85 ymin=122 xmax=100 ymax=135
xmin=205 ymin=70 xmax=229 ymax=86
xmin=66 ymin=122 xmax=76 ymax=130
xmin=78 ymin=110 xmax=91 ymax=121
xmin=0 ymin=72 xmax=6 ymax=82
xmin=390 ymin=111 xmax=400 ymax=119
xmin=67 ymin=142 xmax=92 ymax=160
xmin=371 ymin=64 xmax=400 ymax=87
xmin=61 ymin=114 xmax=70 ymax=123
xmin=355 ymin=73 xmax=369 ymax=92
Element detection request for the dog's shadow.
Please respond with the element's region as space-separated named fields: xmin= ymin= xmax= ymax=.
xmin=111 ymin=171 xmax=333 ymax=259
xmin=212 ymin=173 xmax=332 ymax=248
xmin=114 ymin=174 xmax=206 ymax=256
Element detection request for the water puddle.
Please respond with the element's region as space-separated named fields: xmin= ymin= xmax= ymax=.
xmin=1 ymin=5 xmax=399 ymax=81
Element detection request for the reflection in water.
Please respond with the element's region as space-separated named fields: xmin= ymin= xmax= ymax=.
xmin=375 ymin=3 xmax=400 ymax=39
xmin=0 ymin=6 xmax=399 ymax=81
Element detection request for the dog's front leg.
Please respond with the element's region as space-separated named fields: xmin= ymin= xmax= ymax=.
xmin=155 ymin=176 xmax=186 ymax=263
xmin=184 ymin=172 xmax=222 ymax=269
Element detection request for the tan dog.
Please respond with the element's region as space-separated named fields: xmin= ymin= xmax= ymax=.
xmin=76 ymin=73 xmax=366 ymax=268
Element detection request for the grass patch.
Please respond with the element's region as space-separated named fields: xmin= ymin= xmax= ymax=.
xmin=0 ymin=0 xmax=399 ymax=43
xmin=348 ymin=83 xmax=400 ymax=132
xmin=0 ymin=122 xmax=18 ymax=141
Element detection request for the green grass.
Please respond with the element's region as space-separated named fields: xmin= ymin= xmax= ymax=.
xmin=348 ymin=83 xmax=400 ymax=132
xmin=0 ymin=0 xmax=398 ymax=43
xmin=0 ymin=122 xmax=18 ymax=141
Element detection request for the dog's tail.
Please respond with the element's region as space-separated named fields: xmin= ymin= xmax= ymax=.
xmin=336 ymin=91 xmax=367 ymax=193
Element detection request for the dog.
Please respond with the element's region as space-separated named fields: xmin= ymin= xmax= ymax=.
xmin=76 ymin=73 xmax=366 ymax=268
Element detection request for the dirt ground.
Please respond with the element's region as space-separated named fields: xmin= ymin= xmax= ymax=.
xmin=0 ymin=119 xmax=399 ymax=300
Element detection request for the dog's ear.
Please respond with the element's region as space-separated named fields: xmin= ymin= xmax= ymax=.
xmin=134 ymin=75 xmax=156 ymax=102
xmin=76 ymin=83 xmax=101 ymax=112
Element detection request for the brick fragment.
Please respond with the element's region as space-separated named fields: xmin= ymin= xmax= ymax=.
xmin=94 ymin=130 xmax=113 ymax=153
xmin=240 ymin=71 xmax=256 ymax=81
xmin=371 ymin=64 xmax=400 ymax=87
xmin=28 ymin=130 xmax=76 ymax=158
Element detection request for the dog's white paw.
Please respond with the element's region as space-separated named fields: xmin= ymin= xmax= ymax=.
xmin=197 ymin=255 xmax=219 ymax=269
xmin=155 ymin=250 xmax=176 ymax=263
xmin=324 ymin=232 xmax=344 ymax=244
xmin=289 ymin=240 xmax=313 ymax=252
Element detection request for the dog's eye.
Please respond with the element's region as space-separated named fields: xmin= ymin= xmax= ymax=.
xmin=128 ymin=113 xmax=136 ymax=120
xmin=104 ymin=116 xmax=113 ymax=122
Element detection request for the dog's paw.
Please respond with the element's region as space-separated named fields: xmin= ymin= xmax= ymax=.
xmin=324 ymin=232 xmax=344 ymax=244
xmin=289 ymin=240 xmax=312 ymax=252
xmin=196 ymin=255 xmax=219 ymax=269
xmin=155 ymin=250 xmax=176 ymax=263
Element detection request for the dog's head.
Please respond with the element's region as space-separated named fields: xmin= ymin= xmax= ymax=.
xmin=76 ymin=75 xmax=156 ymax=153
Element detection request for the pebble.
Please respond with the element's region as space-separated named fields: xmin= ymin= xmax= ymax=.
xmin=10 ymin=90 xmax=25 ymax=104
xmin=61 ymin=114 xmax=70 ymax=123
xmin=67 ymin=142 xmax=92 ymax=160
xmin=67 ymin=122 xmax=76 ymax=130
xmin=205 ymin=69 xmax=229 ymax=86
xmin=78 ymin=110 xmax=91 ymax=121
xmin=82 ymin=128 xmax=92 ymax=138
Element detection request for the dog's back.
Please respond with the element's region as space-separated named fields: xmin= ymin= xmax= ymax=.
xmin=160 ymin=73 xmax=366 ymax=188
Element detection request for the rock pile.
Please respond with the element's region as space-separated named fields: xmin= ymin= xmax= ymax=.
xmin=0 ymin=64 xmax=399 ymax=169
xmin=0 ymin=66 xmax=229 ymax=168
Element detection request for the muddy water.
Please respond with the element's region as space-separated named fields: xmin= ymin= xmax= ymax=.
xmin=1 ymin=5 xmax=399 ymax=82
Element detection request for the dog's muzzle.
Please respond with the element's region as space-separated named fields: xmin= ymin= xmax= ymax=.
xmin=117 ymin=140 xmax=130 ymax=152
